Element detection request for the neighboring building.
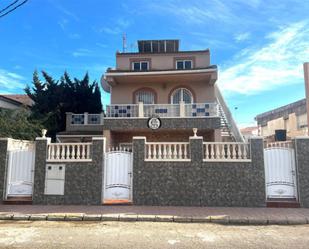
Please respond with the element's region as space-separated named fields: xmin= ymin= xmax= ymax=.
xmin=61 ymin=39 xmax=243 ymax=145
xmin=255 ymin=99 xmax=308 ymax=142
xmin=0 ymin=94 xmax=33 ymax=110
xmin=240 ymin=126 xmax=259 ymax=141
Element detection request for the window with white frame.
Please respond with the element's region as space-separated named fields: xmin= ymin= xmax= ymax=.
xmin=171 ymin=88 xmax=193 ymax=104
xmin=132 ymin=61 xmax=149 ymax=71
xmin=135 ymin=89 xmax=155 ymax=104
xmin=176 ymin=60 xmax=192 ymax=70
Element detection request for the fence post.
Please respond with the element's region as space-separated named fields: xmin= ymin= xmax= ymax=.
xmin=32 ymin=137 xmax=51 ymax=204
xmin=91 ymin=137 xmax=105 ymax=204
xmin=132 ymin=136 xmax=146 ymax=205
xmin=0 ymin=138 xmax=9 ymax=202
xmin=294 ymin=137 xmax=309 ymax=208
xmin=189 ymin=136 xmax=203 ymax=163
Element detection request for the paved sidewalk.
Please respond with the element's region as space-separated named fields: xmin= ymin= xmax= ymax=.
xmin=1 ymin=205 xmax=309 ymax=225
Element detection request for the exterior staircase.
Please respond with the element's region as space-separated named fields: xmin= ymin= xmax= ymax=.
xmin=215 ymin=85 xmax=245 ymax=143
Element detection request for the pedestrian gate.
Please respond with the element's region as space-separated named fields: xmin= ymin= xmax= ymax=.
xmin=264 ymin=142 xmax=297 ymax=199
xmin=6 ymin=140 xmax=35 ymax=198
xmin=103 ymin=148 xmax=133 ymax=204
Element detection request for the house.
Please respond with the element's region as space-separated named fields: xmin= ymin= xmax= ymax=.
xmin=3 ymin=41 xmax=309 ymax=208
xmin=255 ymin=99 xmax=308 ymax=142
xmin=0 ymin=94 xmax=33 ymax=110
xmin=61 ymin=39 xmax=244 ymax=145
xmin=240 ymin=126 xmax=259 ymax=141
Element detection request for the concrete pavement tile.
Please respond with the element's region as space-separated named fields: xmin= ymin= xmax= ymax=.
xmin=0 ymin=213 xmax=13 ymax=220
xmin=65 ymin=214 xmax=84 ymax=221
xmin=118 ymin=214 xmax=138 ymax=221
xmin=83 ymin=214 xmax=102 ymax=221
xmin=173 ymin=216 xmax=193 ymax=223
xmin=210 ymin=215 xmax=229 ymax=224
xmin=101 ymin=214 xmax=119 ymax=221
xmin=47 ymin=214 xmax=66 ymax=221
xmin=137 ymin=214 xmax=156 ymax=222
xmin=12 ymin=214 xmax=30 ymax=221
xmin=155 ymin=215 xmax=174 ymax=222
xmin=29 ymin=214 xmax=47 ymax=221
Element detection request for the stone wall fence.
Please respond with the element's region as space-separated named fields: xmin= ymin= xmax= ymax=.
xmin=132 ymin=136 xmax=266 ymax=207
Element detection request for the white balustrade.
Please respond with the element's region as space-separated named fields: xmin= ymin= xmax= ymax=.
xmin=145 ymin=142 xmax=190 ymax=161
xmin=203 ymin=142 xmax=250 ymax=161
xmin=47 ymin=143 xmax=92 ymax=162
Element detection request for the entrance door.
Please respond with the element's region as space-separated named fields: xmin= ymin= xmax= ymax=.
xmin=264 ymin=144 xmax=297 ymax=199
xmin=103 ymin=150 xmax=133 ymax=204
xmin=6 ymin=149 xmax=35 ymax=197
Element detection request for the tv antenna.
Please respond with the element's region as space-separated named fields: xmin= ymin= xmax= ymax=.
xmin=122 ymin=33 xmax=127 ymax=53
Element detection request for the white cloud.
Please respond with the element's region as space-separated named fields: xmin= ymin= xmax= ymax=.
xmin=0 ymin=69 xmax=25 ymax=92
xmin=96 ymin=18 xmax=132 ymax=35
xmin=72 ymin=49 xmax=93 ymax=57
xmin=58 ymin=18 xmax=68 ymax=31
xmin=234 ymin=32 xmax=251 ymax=42
xmin=218 ymin=21 xmax=309 ymax=95
xmin=149 ymin=0 xmax=237 ymax=24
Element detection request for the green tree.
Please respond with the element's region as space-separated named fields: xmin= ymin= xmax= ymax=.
xmin=25 ymin=71 xmax=102 ymax=140
xmin=0 ymin=108 xmax=42 ymax=140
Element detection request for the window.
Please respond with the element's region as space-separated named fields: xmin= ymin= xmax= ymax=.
xmin=171 ymin=88 xmax=193 ymax=104
xmin=176 ymin=60 xmax=192 ymax=70
xmin=135 ymin=89 xmax=155 ymax=104
xmin=132 ymin=61 xmax=149 ymax=71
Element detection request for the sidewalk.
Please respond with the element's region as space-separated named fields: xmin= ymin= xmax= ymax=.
xmin=1 ymin=205 xmax=309 ymax=225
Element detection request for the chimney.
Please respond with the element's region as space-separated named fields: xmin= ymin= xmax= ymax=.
xmin=304 ymin=62 xmax=309 ymax=135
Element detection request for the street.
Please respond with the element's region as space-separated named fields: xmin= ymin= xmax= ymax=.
xmin=0 ymin=221 xmax=309 ymax=248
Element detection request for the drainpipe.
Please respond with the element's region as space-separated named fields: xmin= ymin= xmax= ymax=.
xmin=304 ymin=63 xmax=309 ymax=136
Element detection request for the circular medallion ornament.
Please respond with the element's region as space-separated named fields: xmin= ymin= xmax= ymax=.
xmin=147 ymin=116 xmax=161 ymax=130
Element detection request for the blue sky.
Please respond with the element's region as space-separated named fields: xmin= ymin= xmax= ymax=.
xmin=0 ymin=0 xmax=308 ymax=127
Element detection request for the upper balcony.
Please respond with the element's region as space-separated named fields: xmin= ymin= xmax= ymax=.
xmin=65 ymin=102 xmax=221 ymax=132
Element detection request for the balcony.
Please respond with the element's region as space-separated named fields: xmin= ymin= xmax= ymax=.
xmin=66 ymin=102 xmax=221 ymax=132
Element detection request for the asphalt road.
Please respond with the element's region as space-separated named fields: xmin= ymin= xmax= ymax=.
xmin=0 ymin=221 xmax=309 ymax=249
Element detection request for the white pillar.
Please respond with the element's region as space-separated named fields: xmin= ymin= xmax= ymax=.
xmin=138 ymin=102 xmax=144 ymax=118
xmin=179 ymin=101 xmax=185 ymax=117
xmin=84 ymin=112 xmax=88 ymax=125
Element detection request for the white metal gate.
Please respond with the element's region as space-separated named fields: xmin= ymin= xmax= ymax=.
xmin=103 ymin=149 xmax=133 ymax=204
xmin=264 ymin=142 xmax=297 ymax=199
xmin=6 ymin=140 xmax=35 ymax=197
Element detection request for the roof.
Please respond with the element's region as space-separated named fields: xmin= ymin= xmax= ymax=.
xmin=0 ymin=94 xmax=33 ymax=107
xmin=116 ymin=49 xmax=210 ymax=56
xmin=240 ymin=126 xmax=259 ymax=133
xmin=255 ymin=99 xmax=307 ymax=125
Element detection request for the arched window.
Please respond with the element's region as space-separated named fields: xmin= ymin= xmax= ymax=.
xmin=134 ymin=89 xmax=155 ymax=104
xmin=171 ymin=88 xmax=193 ymax=104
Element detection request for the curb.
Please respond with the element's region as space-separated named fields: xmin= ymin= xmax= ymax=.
xmin=0 ymin=213 xmax=308 ymax=225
